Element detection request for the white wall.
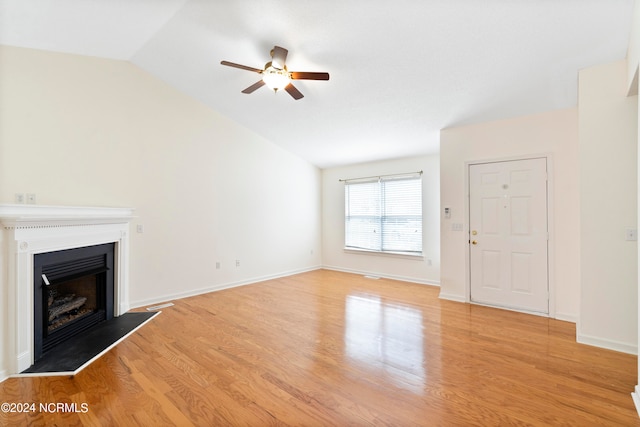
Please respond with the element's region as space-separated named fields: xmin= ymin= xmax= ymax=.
xmin=322 ymin=155 xmax=440 ymax=285
xmin=440 ymin=108 xmax=580 ymax=321
xmin=578 ymin=60 xmax=638 ymax=354
xmin=636 ymin=82 xmax=640 ymax=411
xmin=0 ymin=46 xmax=322 ymax=376
xmin=626 ymin=0 xmax=640 ymax=403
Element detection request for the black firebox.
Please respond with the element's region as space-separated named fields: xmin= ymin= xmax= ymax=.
xmin=33 ymin=243 xmax=115 ymax=361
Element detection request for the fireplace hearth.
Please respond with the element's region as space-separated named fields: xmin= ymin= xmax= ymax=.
xmin=33 ymin=243 xmax=115 ymax=360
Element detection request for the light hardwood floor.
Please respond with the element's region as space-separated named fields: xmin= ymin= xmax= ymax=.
xmin=1 ymin=269 xmax=638 ymax=426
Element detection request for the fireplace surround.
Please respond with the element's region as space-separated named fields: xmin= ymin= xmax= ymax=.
xmin=0 ymin=205 xmax=133 ymax=378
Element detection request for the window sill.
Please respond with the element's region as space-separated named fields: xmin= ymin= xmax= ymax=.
xmin=343 ymin=248 xmax=424 ymax=261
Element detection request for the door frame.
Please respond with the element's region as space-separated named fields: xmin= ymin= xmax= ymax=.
xmin=464 ymin=153 xmax=556 ymax=318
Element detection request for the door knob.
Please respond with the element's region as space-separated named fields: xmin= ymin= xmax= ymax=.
xmin=471 ymin=240 xmax=478 ymax=245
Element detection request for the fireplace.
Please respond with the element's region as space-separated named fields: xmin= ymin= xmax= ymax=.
xmin=33 ymin=243 xmax=115 ymax=360
xmin=0 ymin=204 xmax=133 ymax=378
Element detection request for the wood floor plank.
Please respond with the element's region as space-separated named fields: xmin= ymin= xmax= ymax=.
xmin=0 ymin=269 xmax=638 ymax=425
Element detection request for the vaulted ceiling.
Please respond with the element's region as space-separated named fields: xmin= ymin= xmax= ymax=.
xmin=0 ymin=1 xmax=635 ymax=168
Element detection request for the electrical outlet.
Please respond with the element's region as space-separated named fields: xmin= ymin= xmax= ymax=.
xmin=14 ymin=193 xmax=25 ymax=203
xmin=235 ymin=260 xmax=240 ymax=267
xmin=26 ymin=193 xmax=36 ymax=204
xmin=136 ymin=224 xmax=144 ymax=233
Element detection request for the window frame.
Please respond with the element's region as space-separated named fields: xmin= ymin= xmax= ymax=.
xmin=343 ymin=172 xmax=423 ymax=258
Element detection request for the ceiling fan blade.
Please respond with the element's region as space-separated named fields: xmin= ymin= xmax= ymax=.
xmin=242 ymin=80 xmax=266 ymax=94
xmin=284 ymin=83 xmax=304 ymax=100
xmin=221 ymin=61 xmax=263 ymax=74
xmin=290 ymin=71 xmax=330 ymax=81
xmin=271 ymin=46 xmax=288 ymax=69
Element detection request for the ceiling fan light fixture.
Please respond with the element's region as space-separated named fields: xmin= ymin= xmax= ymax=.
xmin=262 ymin=65 xmax=291 ymax=92
xmin=221 ymin=46 xmax=328 ymax=100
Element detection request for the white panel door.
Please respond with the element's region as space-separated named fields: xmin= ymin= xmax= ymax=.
xmin=469 ymin=158 xmax=549 ymax=313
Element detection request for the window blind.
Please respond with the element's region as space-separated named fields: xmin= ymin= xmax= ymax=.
xmin=344 ymin=173 xmax=422 ymax=254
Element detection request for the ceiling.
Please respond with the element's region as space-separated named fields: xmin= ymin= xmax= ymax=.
xmin=0 ymin=0 xmax=635 ymax=168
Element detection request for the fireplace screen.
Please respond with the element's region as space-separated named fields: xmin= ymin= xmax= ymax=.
xmin=33 ymin=243 xmax=115 ymax=360
xmin=47 ymin=275 xmax=98 ymax=334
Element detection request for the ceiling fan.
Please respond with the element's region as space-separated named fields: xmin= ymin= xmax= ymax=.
xmin=221 ymin=45 xmax=329 ymax=100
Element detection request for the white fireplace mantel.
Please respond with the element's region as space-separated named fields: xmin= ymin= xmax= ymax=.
xmin=0 ymin=204 xmax=135 ymax=226
xmin=0 ymin=204 xmax=134 ymax=378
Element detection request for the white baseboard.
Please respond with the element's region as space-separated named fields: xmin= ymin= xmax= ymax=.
xmin=438 ymin=292 xmax=467 ymax=303
xmin=553 ymin=312 xmax=578 ymax=323
xmin=437 ymin=298 xmax=579 ymax=325
xmin=577 ymin=333 xmax=638 ymax=355
xmin=321 ymin=265 xmax=440 ymax=287
xmin=0 ymin=369 xmax=8 ymax=384
xmin=132 ymin=265 xmax=440 ymax=310
xmin=130 ymin=265 xmax=322 ymax=309
xmin=632 ymin=385 xmax=640 ymax=418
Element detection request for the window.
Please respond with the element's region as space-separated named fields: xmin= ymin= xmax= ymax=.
xmin=344 ymin=172 xmax=422 ymax=255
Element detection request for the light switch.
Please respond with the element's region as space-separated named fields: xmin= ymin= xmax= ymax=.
xmin=625 ymin=228 xmax=637 ymax=241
